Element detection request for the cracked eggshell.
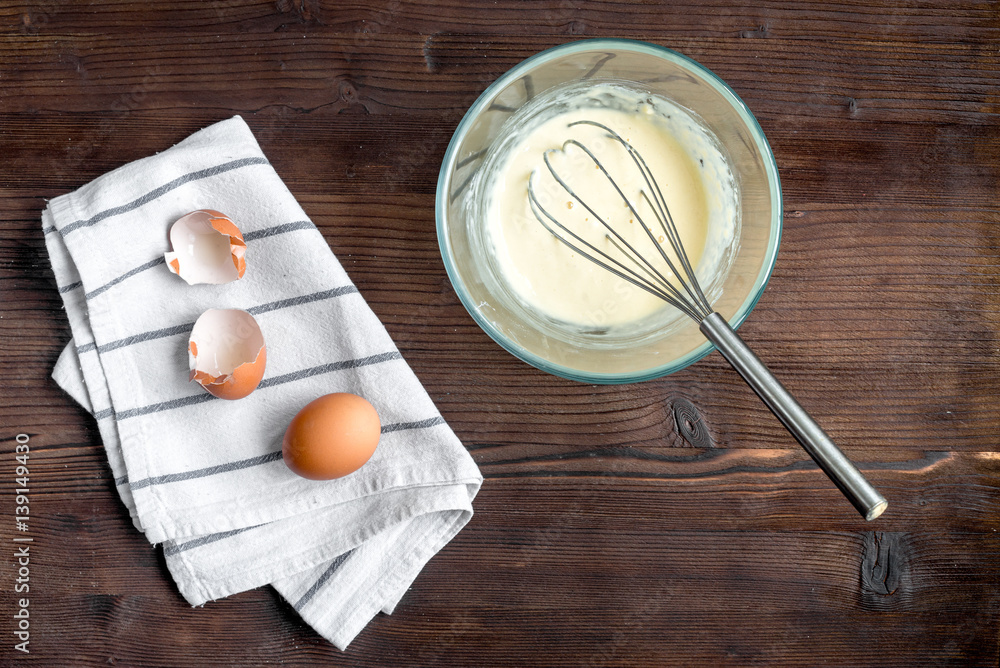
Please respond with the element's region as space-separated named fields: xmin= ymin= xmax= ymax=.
xmin=188 ymin=309 xmax=266 ymax=400
xmin=165 ymin=210 xmax=247 ymax=285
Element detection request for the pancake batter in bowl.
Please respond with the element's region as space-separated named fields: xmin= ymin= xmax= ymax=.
xmin=480 ymin=83 xmax=737 ymax=334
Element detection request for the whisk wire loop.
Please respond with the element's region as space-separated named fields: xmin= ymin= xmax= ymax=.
xmin=526 ymin=177 xmax=701 ymax=320
xmin=541 ymin=140 xmax=677 ymax=295
xmin=566 ymin=120 xmax=713 ymax=320
xmin=532 ymin=137 xmax=710 ymax=321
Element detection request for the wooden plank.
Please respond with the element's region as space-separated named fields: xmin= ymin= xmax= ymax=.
xmin=0 ymin=462 xmax=996 ymax=664
xmin=0 ymin=32 xmax=995 ymax=123
xmin=2 ymin=0 xmax=998 ymax=44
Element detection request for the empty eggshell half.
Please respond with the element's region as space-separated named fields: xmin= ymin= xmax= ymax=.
xmin=188 ymin=309 xmax=266 ymax=400
xmin=165 ymin=210 xmax=247 ymax=285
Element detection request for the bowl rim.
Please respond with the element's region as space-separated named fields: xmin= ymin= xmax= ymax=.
xmin=435 ymin=38 xmax=783 ymax=384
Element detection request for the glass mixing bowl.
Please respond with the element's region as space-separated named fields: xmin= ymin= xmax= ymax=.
xmin=435 ymin=38 xmax=782 ymax=383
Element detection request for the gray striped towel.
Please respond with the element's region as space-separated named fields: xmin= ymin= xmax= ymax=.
xmin=44 ymin=116 xmax=482 ymax=650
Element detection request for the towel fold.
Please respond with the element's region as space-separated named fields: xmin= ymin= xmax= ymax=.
xmin=44 ymin=116 xmax=482 ymax=650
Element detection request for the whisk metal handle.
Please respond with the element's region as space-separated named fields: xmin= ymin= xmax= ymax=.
xmin=699 ymin=312 xmax=888 ymax=521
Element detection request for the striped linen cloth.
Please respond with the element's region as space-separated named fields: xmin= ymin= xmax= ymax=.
xmin=43 ymin=116 xmax=483 ymax=650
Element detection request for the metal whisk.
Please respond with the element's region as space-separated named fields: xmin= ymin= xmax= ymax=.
xmin=528 ymin=120 xmax=887 ymax=521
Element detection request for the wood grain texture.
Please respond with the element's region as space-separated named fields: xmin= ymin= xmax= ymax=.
xmin=1 ymin=1 xmax=999 ymax=666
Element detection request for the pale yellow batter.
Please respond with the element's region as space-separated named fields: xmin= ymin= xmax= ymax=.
xmin=484 ymin=96 xmax=715 ymax=330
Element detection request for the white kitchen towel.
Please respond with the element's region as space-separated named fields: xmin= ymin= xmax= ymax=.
xmin=43 ymin=115 xmax=482 ymax=650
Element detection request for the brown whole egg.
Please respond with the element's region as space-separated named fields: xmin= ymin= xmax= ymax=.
xmin=282 ymin=393 xmax=381 ymax=480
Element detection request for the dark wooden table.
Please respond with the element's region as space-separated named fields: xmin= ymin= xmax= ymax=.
xmin=2 ymin=2 xmax=998 ymax=666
